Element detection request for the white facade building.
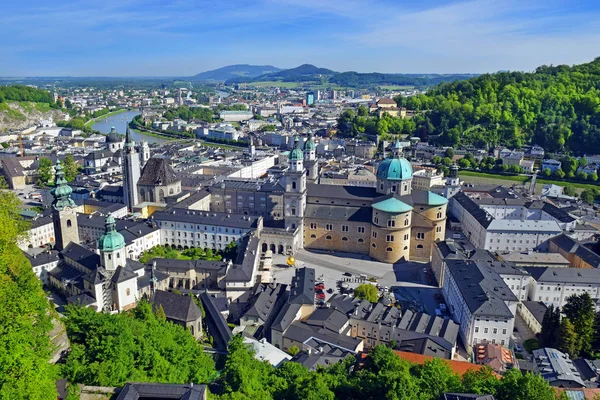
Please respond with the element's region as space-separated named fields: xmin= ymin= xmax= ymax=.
xmin=526 ymin=267 xmax=600 ymax=310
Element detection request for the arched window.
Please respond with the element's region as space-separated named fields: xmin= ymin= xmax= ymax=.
xmin=380 ymin=184 xmax=384 ymax=191
xmin=404 ymin=219 xmax=409 ymax=226
xmin=342 ymin=237 xmax=348 ymax=241
xmin=417 ymin=244 xmax=424 ymax=249
xmin=140 ymin=188 xmax=145 ymax=200
xmin=386 ymin=247 xmax=393 ymax=252
xmin=437 ymin=212 xmax=442 ymax=218
xmin=159 ymin=189 xmax=165 ymax=201
xmin=325 ymin=235 xmax=332 ymax=240
xmin=169 ymin=188 xmax=174 ymax=195
xmin=66 ymin=219 xmax=72 ymax=227
xmin=108 ymin=254 xmax=112 ymax=260
xmin=117 ymin=253 xmax=120 ymax=258
xmin=310 ymin=234 xmax=317 ymax=238
xmin=148 ymin=190 xmax=154 ymax=202
xmin=358 ymin=238 xmax=364 ymax=243
xmin=292 ymin=181 xmax=296 ymax=190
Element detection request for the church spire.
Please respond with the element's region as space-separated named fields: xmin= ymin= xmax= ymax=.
xmin=124 ymin=123 xmax=135 ymax=152
xmin=50 ymin=160 xmax=75 ymax=211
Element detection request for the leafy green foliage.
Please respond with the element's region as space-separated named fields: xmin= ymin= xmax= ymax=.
xmin=36 ymin=157 xmax=53 ymax=186
xmin=563 ymin=293 xmax=597 ymax=356
xmin=563 ymin=185 xmax=577 ymax=196
xmin=407 ymin=58 xmax=600 ymax=153
xmin=0 ymin=188 xmax=56 ymax=399
xmin=63 ymin=300 xmax=216 ymax=386
xmin=0 ymin=85 xmax=58 ymax=107
xmin=62 ymin=154 xmax=79 ymax=183
xmin=163 ymin=105 xmax=215 ymax=122
xmin=139 ymin=245 xmax=226 ymax=263
xmin=353 ymin=284 xmax=379 ymax=303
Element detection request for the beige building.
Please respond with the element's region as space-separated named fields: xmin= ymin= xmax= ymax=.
xmin=412 ymin=167 xmax=445 ymax=191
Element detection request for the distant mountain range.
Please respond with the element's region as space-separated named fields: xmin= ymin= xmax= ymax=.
xmin=191 ymin=64 xmax=281 ymax=82
xmin=191 ymin=64 xmax=478 ymax=88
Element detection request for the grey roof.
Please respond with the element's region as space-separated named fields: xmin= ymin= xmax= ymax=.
xmin=446 ymin=259 xmax=516 ymax=318
xmin=292 ymin=349 xmax=353 ymax=371
xmin=284 ymin=321 xmax=362 ymax=353
xmin=153 ymin=209 xmax=258 ymax=229
xmin=138 ymin=158 xmax=180 ymax=186
xmin=304 ymin=204 xmax=372 ymax=222
xmin=289 ymin=267 xmax=315 ymax=305
xmin=522 ymin=301 xmax=548 ymax=325
xmin=62 ymin=242 xmax=101 ymax=272
xmin=541 ymin=203 xmax=576 ymax=223
xmin=307 ymin=183 xmax=379 ymax=201
xmin=271 ymin=303 xmax=302 ymax=332
xmin=443 ymin=394 xmax=495 ymax=400
xmin=533 ymin=347 xmax=585 ymax=387
xmin=549 ymin=234 xmax=600 ymax=268
xmin=84 ymin=150 xmax=113 ymax=161
xmin=200 ymin=292 xmax=232 ymax=350
xmin=305 ymin=308 xmax=349 ymax=332
xmin=111 ymin=265 xmax=138 ymax=284
xmin=152 ymin=290 xmax=202 ymax=323
xmin=525 ymin=266 xmax=600 ymax=285
xmin=67 ymin=293 xmax=97 ymax=307
xmin=116 ymin=383 xmax=207 ymax=400
xmin=152 ymin=258 xmax=227 ymax=272
xmin=225 ymin=234 xmax=260 ymax=282
xmin=1 ymin=157 xmax=25 ymax=178
xmin=452 ymin=192 xmax=493 ymax=229
xmin=241 ymin=283 xmax=288 ymax=323
xmin=25 ymin=250 xmax=60 ymax=267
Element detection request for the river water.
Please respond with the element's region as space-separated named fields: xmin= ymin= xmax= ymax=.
xmin=91 ymin=110 xmax=169 ymax=145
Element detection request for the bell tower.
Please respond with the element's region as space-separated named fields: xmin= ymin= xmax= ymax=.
xmin=98 ymin=215 xmax=126 ymax=272
xmin=51 ymin=160 xmax=80 ymax=250
xmin=284 ymin=137 xmax=307 ymax=248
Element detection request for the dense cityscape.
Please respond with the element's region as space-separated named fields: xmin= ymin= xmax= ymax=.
xmin=4 ymin=2 xmax=600 ymax=400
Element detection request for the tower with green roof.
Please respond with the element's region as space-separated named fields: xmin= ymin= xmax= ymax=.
xmin=122 ymin=124 xmax=140 ymax=211
xmin=98 ymin=215 xmax=126 ymax=271
xmin=376 ymin=139 xmax=413 ymax=196
xmin=51 ymin=160 xmax=80 ymax=250
xmin=284 ymin=136 xmax=307 ymax=247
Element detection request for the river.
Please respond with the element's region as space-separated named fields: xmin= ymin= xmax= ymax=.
xmin=91 ymin=110 xmax=169 ymax=145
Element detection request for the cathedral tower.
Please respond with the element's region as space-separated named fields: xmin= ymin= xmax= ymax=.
xmin=303 ymin=130 xmax=318 ymax=181
xmin=51 ymin=160 xmax=80 ymax=250
xmin=284 ymin=137 xmax=307 ymax=248
xmin=122 ymin=125 xmax=141 ymax=211
xmin=98 ymin=215 xmax=126 ymax=272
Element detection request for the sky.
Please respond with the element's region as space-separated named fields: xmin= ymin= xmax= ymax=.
xmin=2 ymin=0 xmax=600 ymax=76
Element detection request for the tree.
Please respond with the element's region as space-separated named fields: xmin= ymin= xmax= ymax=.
xmin=56 ymin=98 xmax=63 ymax=108
xmin=509 ymin=164 xmax=522 ymax=174
xmin=287 ymin=346 xmax=300 ymax=357
xmin=458 ymin=158 xmax=471 ymax=169
xmin=542 ymin=168 xmax=552 ymax=177
xmin=563 ymin=185 xmax=577 ymax=197
xmin=590 ymin=172 xmax=598 ymax=182
xmin=444 ymin=148 xmax=455 ymax=159
xmin=354 ymin=284 xmax=379 ymax=302
xmin=36 ymin=157 xmax=53 ymax=185
xmin=581 ymin=189 xmax=596 ymax=205
xmin=0 ymin=188 xmax=57 ymax=399
xmin=556 ymin=317 xmax=578 ymax=357
xmin=65 ymin=99 xmax=73 ymax=109
xmin=431 ymin=156 xmax=443 ymax=165
xmin=63 ymin=301 xmax=215 ymax=386
xmin=563 ymin=293 xmax=597 ymax=356
xmin=412 ymin=358 xmax=462 ymax=400
xmin=553 ymin=169 xmax=566 ymax=179
xmin=539 ymin=304 xmax=560 ymax=348
xmin=62 ymin=154 xmax=78 ymax=182
xmin=577 ymin=171 xmax=588 ymax=181
xmin=495 ymin=368 xmax=559 ymax=400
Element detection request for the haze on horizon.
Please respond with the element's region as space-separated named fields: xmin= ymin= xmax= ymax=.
xmin=2 ymin=0 xmax=600 ymax=77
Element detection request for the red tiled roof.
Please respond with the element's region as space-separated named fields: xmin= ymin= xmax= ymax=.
xmin=393 ymin=351 xmax=496 ymax=377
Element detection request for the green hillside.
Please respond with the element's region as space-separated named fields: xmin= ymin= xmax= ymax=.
xmin=402 ymin=57 xmax=600 ymax=154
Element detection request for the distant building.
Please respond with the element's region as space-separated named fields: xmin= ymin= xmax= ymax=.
xmin=542 ymin=159 xmax=562 ymax=173
xmin=152 ymin=290 xmax=203 ymax=339
xmin=306 ymin=92 xmax=315 ymax=106
xmin=533 ymin=348 xmax=585 ymax=388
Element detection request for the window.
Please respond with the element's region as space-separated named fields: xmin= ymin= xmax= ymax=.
xmin=493 ymin=328 xmax=497 ymax=334
xmin=404 ymin=246 xmax=408 ymax=250
xmin=126 ymin=288 xmax=130 ymax=296
xmin=326 ymin=224 xmax=333 ymax=231
xmin=292 ymin=181 xmax=296 ymax=190
xmin=291 ymin=208 xmax=296 ymax=215
xmin=404 ymin=234 xmax=409 ymax=240
xmin=342 ymin=225 xmax=349 ymax=232
xmin=67 ymin=219 xmax=72 ymax=227
xmin=416 ymin=244 xmax=423 ymax=249
xmin=325 ymin=235 xmax=332 ymax=240
xmin=310 ymin=223 xmax=317 ymax=229
xmin=386 ymin=247 xmax=393 ymax=252
xmin=404 ymin=218 xmax=409 ymax=226
xmin=475 ymin=327 xmax=479 ymax=333
xmin=502 ymin=328 xmax=507 ymax=335
xmin=374 ymin=217 xmax=379 ymax=224
xmin=437 ymin=212 xmax=442 ymax=218
xmin=484 ymin=328 xmax=488 ymax=334
xmin=387 ymin=220 xmax=396 ymax=228
xmin=436 ymin=226 xmax=442 ymax=233
xmin=342 ymin=237 xmax=348 ymax=241
xmin=358 ymin=226 xmax=365 ymax=233
xmin=358 ymin=238 xmax=364 ymax=243
xmin=386 ymin=235 xmax=394 ymax=242
xmin=372 ymin=243 xmax=376 ymax=248
xmin=310 ymin=234 xmax=316 ymax=238
xmin=417 ymin=232 xmax=425 ymax=240
xmin=372 ymin=231 xmax=377 ymax=239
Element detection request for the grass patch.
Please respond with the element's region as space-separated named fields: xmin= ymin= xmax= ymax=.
xmin=460 ymin=170 xmax=600 ymax=191
xmin=130 ymin=128 xmax=175 ymax=141
xmin=379 ymin=85 xmax=415 ymax=91
xmin=34 ymin=102 xmax=53 ymax=112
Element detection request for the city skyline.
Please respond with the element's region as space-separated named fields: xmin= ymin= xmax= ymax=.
xmin=3 ymin=0 xmax=600 ymax=77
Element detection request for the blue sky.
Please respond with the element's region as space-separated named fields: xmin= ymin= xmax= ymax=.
xmin=2 ymin=0 xmax=600 ymax=76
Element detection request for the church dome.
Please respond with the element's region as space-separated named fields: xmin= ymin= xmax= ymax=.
xmin=98 ymin=215 xmax=125 ymax=252
xmin=290 ymin=137 xmax=304 ymax=161
xmin=106 ymin=127 xmax=123 ymax=143
xmin=303 ymin=133 xmax=316 ymax=151
xmin=376 ymin=157 xmax=413 ymax=181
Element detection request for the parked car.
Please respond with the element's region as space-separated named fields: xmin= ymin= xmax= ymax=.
xmin=343 ymin=272 xmax=352 ymax=277
xmin=316 ymin=292 xmax=326 ymax=300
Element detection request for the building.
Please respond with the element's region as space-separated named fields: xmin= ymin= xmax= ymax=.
xmin=51 ymin=160 xmax=80 ymax=251
xmin=525 ymin=266 xmax=600 ymax=309
xmin=151 ymin=290 xmax=203 ymax=339
xmin=443 ymin=258 xmax=518 ymax=352
xmin=306 ymin=92 xmax=315 ymax=106
xmin=412 ymin=167 xmax=445 ymax=191
xmin=105 ymin=126 xmax=125 ymax=153
xmin=116 ymin=383 xmax=207 ymax=400
xmin=474 ymin=343 xmax=515 ymax=373
xmin=533 ymin=348 xmax=585 ymax=388
xmin=219 ymin=110 xmax=253 ymax=122
xmin=137 ymin=158 xmax=182 ymax=204
xmin=542 ymin=159 xmax=562 ymax=173
xmin=548 ymin=234 xmax=600 ymax=269
xmin=518 ymin=301 xmax=547 ymax=335
xmin=122 ymin=126 xmax=140 ymax=211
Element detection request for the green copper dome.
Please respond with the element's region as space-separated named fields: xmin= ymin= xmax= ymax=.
xmin=98 ymin=215 xmax=125 ymax=252
xmin=51 ymin=160 xmax=76 ymax=211
xmin=376 ymin=157 xmax=413 ymax=181
xmin=372 ymin=197 xmax=413 ymax=213
xmin=303 ymin=131 xmax=316 ymax=151
xmin=427 ymin=191 xmax=448 ymax=206
xmin=290 ymin=137 xmax=304 ymax=161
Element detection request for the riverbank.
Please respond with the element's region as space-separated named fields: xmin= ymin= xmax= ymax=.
xmin=84 ymin=108 xmax=129 ymax=127
xmin=130 ymin=127 xmax=175 ymax=140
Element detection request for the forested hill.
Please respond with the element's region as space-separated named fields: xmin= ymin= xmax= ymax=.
xmin=0 ymin=85 xmax=58 ymax=105
xmin=403 ymin=57 xmax=600 ymax=154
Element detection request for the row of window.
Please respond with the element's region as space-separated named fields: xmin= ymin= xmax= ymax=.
xmin=474 ymin=327 xmax=508 ymax=335
xmin=160 ymin=223 xmax=244 ymax=234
